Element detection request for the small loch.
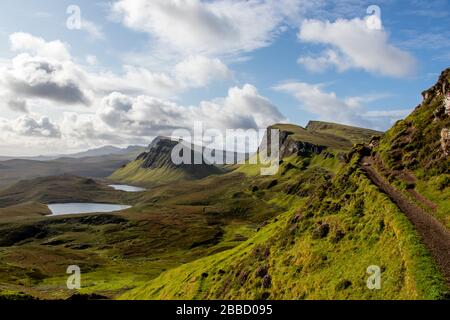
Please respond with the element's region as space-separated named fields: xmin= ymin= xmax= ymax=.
xmin=109 ymin=184 xmax=146 ymax=192
xmin=48 ymin=203 xmax=131 ymax=216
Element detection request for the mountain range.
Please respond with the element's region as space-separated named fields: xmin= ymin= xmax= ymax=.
xmin=0 ymin=145 xmax=146 ymax=162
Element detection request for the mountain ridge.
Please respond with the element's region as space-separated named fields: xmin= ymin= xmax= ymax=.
xmin=110 ymin=136 xmax=225 ymax=186
xmin=0 ymin=145 xmax=146 ymax=162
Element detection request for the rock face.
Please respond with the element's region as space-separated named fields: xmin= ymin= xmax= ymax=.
xmin=445 ymin=93 xmax=450 ymax=116
xmin=422 ymin=68 xmax=449 ymax=102
xmin=380 ymin=68 xmax=450 ymax=174
xmin=137 ymin=136 xmax=179 ymax=169
xmin=278 ymin=130 xmax=326 ymax=159
xmin=441 ymin=129 xmax=450 ymax=156
xmin=136 ymin=136 xmax=224 ymax=178
xmin=428 ymin=69 xmax=450 ymax=122
xmin=428 ymin=69 xmax=450 ymax=156
xmin=260 ymin=122 xmax=381 ymax=160
xmin=259 ymin=126 xmax=327 ymax=160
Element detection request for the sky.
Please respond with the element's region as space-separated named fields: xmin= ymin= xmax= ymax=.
xmin=0 ymin=0 xmax=449 ymax=156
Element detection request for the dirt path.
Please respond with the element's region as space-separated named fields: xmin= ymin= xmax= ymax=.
xmin=407 ymin=189 xmax=438 ymax=211
xmin=361 ymin=156 xmax=450 ymax=285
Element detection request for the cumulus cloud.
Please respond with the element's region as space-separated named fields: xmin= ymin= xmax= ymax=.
xmin=10 ymin=32 xmax=71 ymax=61
xmin=0 ymin=34 xmax=95 ymax=107
xmin=274 ymin=81 xmax=410 ymax=130
xmin=1 ymin=33 xmax=232 ymax=114
xmin=65 ymin=84 xmax=286 ymax=143
xmin=2 ymin=54 xmax=92 ymax=105
xmin=1 ymin=115 xmax=61 ymax=138
xmin=175 ymin=55 xmax=231 ymax=88
xmin=297 ymin=18 xmax=416 ymax=77
xmin=0 ymin=84 xmax=284 ymax=154
xmin=112 ymin=0 xmax=304 ymax=56
xmin=92 ymin=55 xmax=231 ymax=96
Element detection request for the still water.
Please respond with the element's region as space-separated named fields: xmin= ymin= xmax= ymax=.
xmin=48 ymin=203 xmax=131 ymax=216
xmin=109 ymin=184 xmax=146 ymax=192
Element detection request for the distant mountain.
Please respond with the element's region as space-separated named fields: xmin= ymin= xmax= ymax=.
xmin=0 ymin=150 xmax=147 ymax=189
xmin=0 ymin=145 xmax=147 ymax=161
xmin=62 ymin=145 xmax=146 ymax=159
xmin=110 ymin=136 xmax=225 ymax=186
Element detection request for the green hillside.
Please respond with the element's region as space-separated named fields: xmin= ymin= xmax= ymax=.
xmin=375 ymin=68 xmax=450 ymax=228
xmin=109 ymin=160 xmax=188 ymax=187
xmin=121 ymin=148 xmax=446 ymax=300
xmin=0 ymin=71 xmax=449 ymax=300
xmin=109 ymin=137 xmax=225 ymax=187
xmin=306 ymin=121 xmax=383 ymax=145
xmin=271 ymin=122 xmax=381 ymax=152
xmin=121 ymin=72 xmax=450 ymax=300
xmin=0 ymin=175 xmax=128 ymax=209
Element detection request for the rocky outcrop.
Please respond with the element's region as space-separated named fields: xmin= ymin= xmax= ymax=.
xmin=135 ymin=136 xmax=223 ymax=178
xmin=434 ymin=92 xmax=450 ymax=122
xmin=420 ymin=68 xmax=450 ymax=158
xmin=445 ymin=93 xmax=450 ymax=116
xmin=137 ymin=136 xmax=179 ymax=169
xmin=380 ymin=68 xmax=450 ymax=174
xmin=441 ymin=129 xmax=450 ymax=156
xmin=428 ymin=69 xmax=450 ymax=121
xmin=368 ymin=136 xmax=380 ymax=149
xmin=422 ymin=68 xmax=450 ymax=102
xmin=260 ymin=126 xmax=327 ymax=160
xmin=278 ymin=130 xmax=326 ymax=159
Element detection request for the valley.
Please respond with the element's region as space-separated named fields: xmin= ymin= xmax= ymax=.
xmin=0 ymin=70 xmax=449 ymax=300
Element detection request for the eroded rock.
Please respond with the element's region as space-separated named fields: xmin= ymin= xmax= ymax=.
xmin=441 ymin=128 xmax=450 ymax=156
xmin=445 ymin=93 xmax=450 ymax=116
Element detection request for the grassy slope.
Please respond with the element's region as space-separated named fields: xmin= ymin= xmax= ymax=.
xmin=376 ymin=70 xmax=450 ymax=228
xmin=111 ymin=122 xmax=377 ymax=187
xmin=0 ymin=175 xmax=131 ymax=208
xmin=0 ymin=168 xmax=281 ymax=299
xmin=273 ymin=122 xmax=381 ymax=152
xmin=121 ymin=151 xmax=447 ymax=300
xmin=109 ymin=159 xmax=187 ymax=187
xmin=0 ymin=112 xmax=447 ymax=300
xmin=306 ymin=121 xmax=383 ymax=146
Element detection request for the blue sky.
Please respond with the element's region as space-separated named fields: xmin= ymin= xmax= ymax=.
xmin=0 ymin=0 xmax=449 ymax=155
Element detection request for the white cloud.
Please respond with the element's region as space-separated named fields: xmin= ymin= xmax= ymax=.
xmin=297 ymin=49 xmax=351 ymax=73
xmin=175 ymin=55 xmax=231 ymax=88
xmin=92 ymin=66 xmax=179 ymax=97
xmin=274 ymin=81 xmax=409 ymax=130
xmin=0 ymin=83 xmax=285 ymax=155
xmin=10 ymin=32 xmax=71 ymax=61
xmin=2 ymin=53 xmax=92 ymax=105
xmin=65 ymin=84 xmax=286 ymax=143
xmin=91 ymin=55 xmax=231 ymax=96
xmin=0 ymin=33 xmax=232 ymax=113
xmin=1 ymin=114 xmax=61 ymax=138
xmin=112 ymin=0 xmax=305 ymax=57
xmin=297 ymin=18 xmax=416 ymax=77
xmin=81 ymin=20 xmax=105 ymax=40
